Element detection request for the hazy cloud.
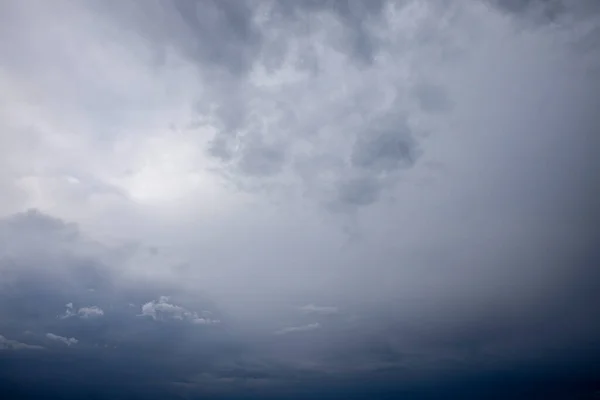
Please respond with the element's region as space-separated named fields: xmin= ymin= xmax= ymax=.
xmin=299 ymin=304 xmax=339 ymax=315
xmin=275 ymin=323 xmax=321 ymax=335
xmin=0 ymin=335 xmax=43 ymax=351
xmin=46 ymin=333 xmax=78 ymax=346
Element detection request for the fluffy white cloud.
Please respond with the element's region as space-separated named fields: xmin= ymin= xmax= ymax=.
xmin=77 ymin=306 xmax=104 ymax=319
xmin=60 ymin=303 xmax=104 ymax=319
xmin=139 ymin=296 xmax=219 ymax=325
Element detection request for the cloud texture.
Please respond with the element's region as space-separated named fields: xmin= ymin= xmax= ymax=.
xmin=0 ymin=0 xmax=598 ymax=398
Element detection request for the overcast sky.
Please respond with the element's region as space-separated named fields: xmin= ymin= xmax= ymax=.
xmin=0 ymin=1 xmax=599 ymax=399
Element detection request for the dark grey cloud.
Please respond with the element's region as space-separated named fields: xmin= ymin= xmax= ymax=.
xmin=336 ymin=176 xmax=382 ymax=207
xmin=99 ymin=0 xmax=418 ymax=210
xmin=272 ymin=0 xmax=388 ymax=64
xmin=100 ymin=0 xmax=388 ymax=77
xmin=238 ymin=141 xmax=287 ymax=177
xmin=172 ymin=0 xmax=263 ymax=75
xmin=350 ymin=116 xmax=418 ymax=172
xmin=488 ymin=0 xmax=566 ymax=19
xmin=411 ymin=83 xmax=454 ymax=114
xmin=488 ymin=0 xmax=600 ymax=27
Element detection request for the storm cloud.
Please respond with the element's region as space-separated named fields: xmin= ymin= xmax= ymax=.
xmin=0 ymin=0 xmax=599 ymax=398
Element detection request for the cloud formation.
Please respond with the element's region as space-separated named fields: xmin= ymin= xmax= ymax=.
xmin=139 ymin=296 xmax=219 ymax=325
xmin=60 ymin=303 xmax=104 ymax=319
xmin=46 ymin=333 xmax=78 ymax=346
xmin=77 ymin=306 xmax=105 ymax=319
xmin=0 ymin=0 xmax=598 ymax=398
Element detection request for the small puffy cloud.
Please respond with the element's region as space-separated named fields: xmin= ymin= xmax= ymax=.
xmin=275 ymin=323 xmax=320 ymax=335
xmin=77 ymin=306 xmax=104 ymax=318
xmin=46 ymin=333 xmax=78 ymax=346
xmin=0 ymin=334 xmax=43 ymax=350
xmin=59 ymin=303 xmax=76 ymax=319
xmin=139 ymin=296 xmax=219 ymax=325
xmin=299 ymin=304 xmax=339 ymax=315
xmin=59 ymin=303 xmax=104 ymax=319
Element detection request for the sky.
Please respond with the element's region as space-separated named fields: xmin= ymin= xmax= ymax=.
xmin=0 ymin=0 xmax=599 ymax=398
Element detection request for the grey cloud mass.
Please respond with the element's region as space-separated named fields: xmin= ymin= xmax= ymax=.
xmin=0 ymin=0 xmax=599 ymax=399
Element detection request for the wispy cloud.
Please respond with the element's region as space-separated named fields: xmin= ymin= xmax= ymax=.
xmin=0 ymin=334 xmax=43 ymax=350
xmin=46 ymin=333 xmax=78 ymax=346
xmin=299 ymin=304 xmax=339 ymax=315
xmin=275 ymin=323 xmax=321 ymax=335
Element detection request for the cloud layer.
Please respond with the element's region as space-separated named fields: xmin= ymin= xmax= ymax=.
xmin=0 ymin=1 xmax=598 ymax=398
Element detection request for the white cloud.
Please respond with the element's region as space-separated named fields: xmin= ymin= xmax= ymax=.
xmin=59 ymin=303 xmax=104 ymax=319
xmin=275 ymin=323 xmax=321 ymax=335
xmin=59 ymin=302 xmax=76 ymax=319
xmin=139 ymin=296 xmax=219 ymax=325
xmin=46 ymin=333 xmax=78 ymax=346
xmin=77 ymin=306 xmax=104 ymax=318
